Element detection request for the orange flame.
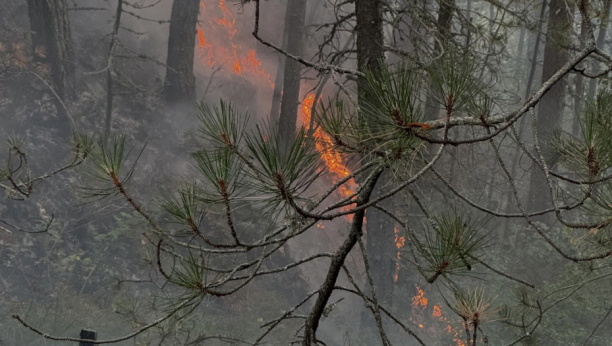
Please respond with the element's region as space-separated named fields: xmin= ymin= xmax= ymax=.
xmin=196 ymin=0 xmax=272 ymax=86
xmin=233 ymin=60 xmax=242 ymax=74
xmin=301 ymin=93 xmax=358 ymax=220
xmin=411 ymin=286 xmax=428 ymax=308
xmin=410 ymin=286 xmax=470 ymax=346
xmin=394 ymin=227 xmax=406 ymax=282
xmin=197 ymin=28 xmax=206 ymax=47
xmin=433 ymin=305 xmax=442 ymax=317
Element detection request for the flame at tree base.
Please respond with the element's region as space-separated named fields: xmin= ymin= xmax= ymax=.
xmin=410 ymin=285 xmax=472 ymax=346
xmin=301 ymin=93 xmax=357 ymax=221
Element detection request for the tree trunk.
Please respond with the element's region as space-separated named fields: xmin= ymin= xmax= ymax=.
xmin=464 ymin=0 xmax=473 ymax=54
xmin=355 ymin=0 xmax=394 ymax=345
xmin=356 ymin=0 xmax=385 ymax=74
xmin=302 ymin=170 xmax=382 ymax=346
xmin=526 ymin=0 xmax=573 ymax=218
xmin=516 ymin=26 xmax=526 ymax=76
xmin=278 ymin=0 xmax=306 ymax=146
xmin=489 ymin=2 xmax=495 ymax=35
xmin=586 ymin=0 xmax=612 ymax=101
xmin=27 ymin=0 xmax=75 ymax=101
xmin=503 ymin=0 xmax=547 ymax=240
xmin=424 ymin=0 xmax=455 ymax=120
xmin=104 ymin=0 xmax=123 ymax=144
xmin=269 ymin=33 xmax=287 ymax=125
xmin=163 ymin=0 xmax=200 ymax=104
xmin=573 ymin=16 xmax=588 ymax=136
xmin=356 ymin=0 xmax=388 ymax=298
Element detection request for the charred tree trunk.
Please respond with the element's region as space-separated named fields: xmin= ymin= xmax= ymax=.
xmin=278 ymin=0 xmax=306 ymax=146
xmin=356 ymin=0 xmax=385 ymax=74
xmin=163 ymin=0 xmax=200 ymax=104
xmin=586 ymin=0 xmax=612 ymax=101
xmin=526 ymin=0 xmax=573 ymax=219
xmin=27 ymin=0 xmax=75 ymax=101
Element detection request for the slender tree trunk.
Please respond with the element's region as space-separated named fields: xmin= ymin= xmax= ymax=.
xmin=355 ymin=1 xmax=394 ymax=345
xmin=424 ymin=0 xmax=455 ymax=120
xmin=163 ymin=0 xmax=200 ymax=104
xmin=435 ymin=0 xmax=454 ymax=57
xmin=587 ymin=0 xmax=612 ymax=101
xmin=270 ymin=33 xmax=287 ymax=124
xmin=27 ymin=0 xmax=75 ymax=100
xmin=302 ymin=170 xmax=382 ymax=346
xmin=516 ymin=26 xmax=526 ymax=75
xmin=271 ymin=1 xmax=323 ymax=126
xmin=463 ymin=0 xmax=472 ymax=54
xmin=356 ymin=0 xmax=385 ymax=74
xmin=526 ymin=0 xmax=573 ymax=218
xmin=573 ymin=17 xmax=588 ymax=136
xmin=503 ymin=0 xmax=547 ymax=240
xmin=104 ymin=0 xmax=123 ymax=144
xmin=489 ymin=3 xmax=495 ymax=34
xmin=278 ymin=0 xmax=306 ymax=146
xmin=356 ymin=0 xmax=388 ymax=300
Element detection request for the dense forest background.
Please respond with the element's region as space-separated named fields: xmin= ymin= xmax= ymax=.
xmin=2 ymin=0 xmax=612 ymax=345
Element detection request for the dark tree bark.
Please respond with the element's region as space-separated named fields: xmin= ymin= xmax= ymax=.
xmin=356 ymin=0 xmax=389 ymax=295
xmin=355 ymin=0 xmax=385 ymax=75
xmin=278 ymin=0 xmax=306 ymax=146
xmin=162 ymin=0 xmax=200 ymax=104
xmin=526 ymin=0 xmax=573 ymax=218
xmin=438 ymin=0 xmax=455 ymax=41
xmin=27 ymin=0 xmax=75 ymax=100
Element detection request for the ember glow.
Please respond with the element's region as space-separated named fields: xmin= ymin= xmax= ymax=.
xmin=411 ymin=285 xmax=428 ymax=308
xmin=410 ymin=285 xmax=469 ymax=345
xmin=301 ymin=93 xmax=358 ymax=216
xmin=394 ymin=226 xmax=405 ymax=282
xmin=196 ymin=0 xmax=272 ymax=86
xmin=433 ymin=305 xmax=442 ymax=317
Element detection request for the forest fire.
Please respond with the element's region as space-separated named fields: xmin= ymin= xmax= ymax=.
xmin=394 ymin=226 xmax=405 ymax=282
xmin=195 ymin=0 xmax=272 ymax=86
xmin=410 ymin=285 xmax=468 ymax=346
xmin=412 ymin=286 xmax=428 ymax=308
xmin=301 ymin=94 xmax=358 ymax=212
